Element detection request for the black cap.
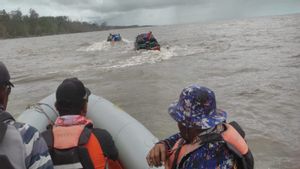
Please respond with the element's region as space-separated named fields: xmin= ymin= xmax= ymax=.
xmin=56 ymin=78 xmax=91 ymax=106
xmin=0 ymin=62 xmax=14 ymax=87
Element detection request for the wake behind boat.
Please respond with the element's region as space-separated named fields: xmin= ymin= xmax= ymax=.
xmin=17 ymin=94 xmax=163 ymax=169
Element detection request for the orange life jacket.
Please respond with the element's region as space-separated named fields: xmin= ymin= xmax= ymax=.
xmin=43 ymin=116 xmax=123 ymax=169
xmin=165 ymin=138 xmax=201 ymax=169
xmin=166 ymin=122 xmax=253 ymax=169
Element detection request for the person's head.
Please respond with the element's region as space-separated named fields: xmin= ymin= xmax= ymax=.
xmin=168 ymin=84 xmax=227 ymax=142
xmin=0 ymin=62 xmax=14 ymax=110
xmin=55 ymin=78 xmax=91 ymax=116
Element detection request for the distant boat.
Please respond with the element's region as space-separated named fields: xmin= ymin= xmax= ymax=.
xmin=135 ymin=32 xmax=160 ymax=51
xmin=107 ymin=33 xmax=122 ymax=42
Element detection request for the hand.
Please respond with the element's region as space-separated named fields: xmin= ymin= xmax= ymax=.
xmin=146 ymin=143 xmax=167 ymax=168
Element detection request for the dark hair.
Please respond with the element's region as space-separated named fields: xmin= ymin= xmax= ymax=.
xmin=55 ymin=100 xmax=86 ymax=116
xmin=55 ymin=77 xmax=90 ymax=116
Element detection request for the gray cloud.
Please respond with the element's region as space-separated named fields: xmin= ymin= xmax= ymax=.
xmin=98 ymin=0 xmax=204 ymax=13
xmin=51 ymin=0 xmax=205 ymax=13
xmin=1 ymin=0 xmax=300 ymax=25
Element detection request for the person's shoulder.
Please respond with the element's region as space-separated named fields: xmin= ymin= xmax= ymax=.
xmin=13 ymin=121 xmax=38 ymax=132
xmin=13 ymin=121 xmax=40 ymax=143
xmin=8 ymin=121 xmax=53 ymax=168
xmin=92 ymin=128 xmax=112 ymax=138
xmin=91 ymin=128 xmax=115 ymax=145
xmin=92 ymin=128 xmax=119 ymax=160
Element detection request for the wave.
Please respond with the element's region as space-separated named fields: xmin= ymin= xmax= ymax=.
xmin=102 ymin=46 xmax=178 ymax=70
xmin=77 ymin=38 xmax=133 ymax=52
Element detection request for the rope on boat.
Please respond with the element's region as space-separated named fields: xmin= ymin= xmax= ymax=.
xmin=26 ymin=102 xmax=59 ymax=126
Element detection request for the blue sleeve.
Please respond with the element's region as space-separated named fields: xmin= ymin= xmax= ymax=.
xmin=19 ymin=124 xmax=53 ymax=169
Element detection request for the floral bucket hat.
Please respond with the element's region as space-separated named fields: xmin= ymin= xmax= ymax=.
xmin=168 ymin=84 xmax=227 ymax=129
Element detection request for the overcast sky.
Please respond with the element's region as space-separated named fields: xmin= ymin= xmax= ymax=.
xmin=1 ymin=0 xmax=300 ymax=25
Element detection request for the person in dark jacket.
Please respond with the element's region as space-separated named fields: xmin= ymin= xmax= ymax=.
xmin=42 ymin=77 xmax=123 ymax=169
xmin=0 ymin=61 xmax=53 ymax=169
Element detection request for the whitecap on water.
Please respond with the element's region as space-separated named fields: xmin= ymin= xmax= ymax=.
xmin=102 ymin=46 xmax=178 ymax=70
xmin=77 ymin=38 xmax=134 ymax=52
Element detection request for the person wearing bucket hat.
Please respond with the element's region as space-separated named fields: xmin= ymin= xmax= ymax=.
xmin=0 ymin=61 xmax=53 ymax=169
xmin=42 ymin=77 xmax=124 ymax=169
xmin=168 ymin=85 xmax=226 ymax=130
xmin=146 ymin=84 xmax=254 ymax=169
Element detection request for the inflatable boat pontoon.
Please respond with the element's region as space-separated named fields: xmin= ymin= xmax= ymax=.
xmin=17 ymin=94 xmax=163 ymax=169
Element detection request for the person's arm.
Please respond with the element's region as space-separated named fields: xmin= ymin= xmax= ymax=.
xmin=160 ymin=133 xmax=181 ymax=149
xmin=19 ymin=123 xmax=53 ymax=169
xmin=92 ymin=128 xmax=119 ymax=160
xmin=146 ymin=133 xmax=182 ymax=168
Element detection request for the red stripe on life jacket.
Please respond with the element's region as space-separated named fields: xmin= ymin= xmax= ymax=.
xmin=165 ymin=139 xmax=201 ymax=169
xmin=84 ymin=133 xmax=106 ymax=169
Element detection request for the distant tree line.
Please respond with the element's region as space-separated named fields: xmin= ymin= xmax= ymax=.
xmin=0 ymin=9 xmax=145 ymax=39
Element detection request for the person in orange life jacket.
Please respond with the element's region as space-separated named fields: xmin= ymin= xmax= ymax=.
xmin=0 ymin=62 xmax=53 ymax=169
xmin=42 ymin=78 xmax=123 ymax=169
xmin=146 ymin=85 xmax=254 ymax=169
